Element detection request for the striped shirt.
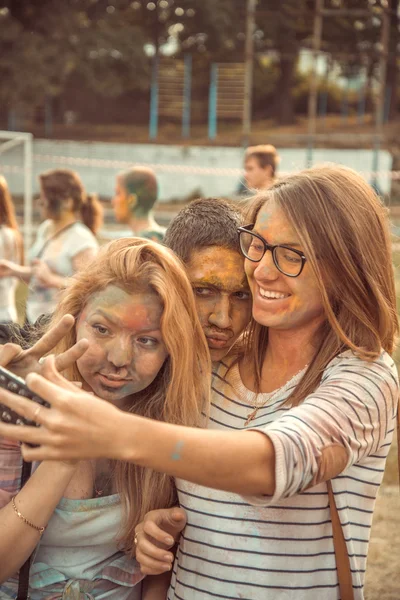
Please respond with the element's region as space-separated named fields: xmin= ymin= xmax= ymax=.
xmin=168 ymin=350 xmax=398 ymax=600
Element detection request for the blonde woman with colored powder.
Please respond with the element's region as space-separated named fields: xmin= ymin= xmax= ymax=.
xmin=0 ymin=238 xmax=210 ymax=599
xmin=1 ymin=166 xmax=399 ymax=600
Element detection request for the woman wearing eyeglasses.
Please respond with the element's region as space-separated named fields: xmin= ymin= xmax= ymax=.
xmin=0 ymin=165 xmax=398 ymax=600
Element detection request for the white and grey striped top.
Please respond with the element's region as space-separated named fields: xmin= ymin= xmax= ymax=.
xmin=168 ymin=350 xmax=398 ymax=600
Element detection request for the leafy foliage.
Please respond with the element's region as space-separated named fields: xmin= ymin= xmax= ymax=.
xmin=0 ymin=0 xmax=398 ymax=124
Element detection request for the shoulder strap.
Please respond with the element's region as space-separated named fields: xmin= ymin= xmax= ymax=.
xmin=327 ymin=480 xmax=355 ymax=600
xmin=16 ymin=460 xmax=33 ymax=600
xmin=397 ymin=402 xmax=400 ymax=493
xmin=36 ymin=221 xmax=77 ymax=260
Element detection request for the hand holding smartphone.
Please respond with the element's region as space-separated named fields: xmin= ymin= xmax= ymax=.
xmin=0 ymin=366 xmax=49 ymax=427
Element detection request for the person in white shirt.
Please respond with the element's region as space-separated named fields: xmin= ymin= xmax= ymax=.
xmin=0 ymin=169 xmax=102 ymax=323
xmin=0 ymin=176 xmax=24 ymax=323
xmin=1 ymin=165 xmax=398 ymax=600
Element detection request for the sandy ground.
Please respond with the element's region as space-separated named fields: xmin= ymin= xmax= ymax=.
xmin=365 ymin=485 xmax=400 ymax=600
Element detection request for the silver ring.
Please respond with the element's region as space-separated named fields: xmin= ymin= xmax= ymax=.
xmin=32 ymin=406 xmax=42 ymax=422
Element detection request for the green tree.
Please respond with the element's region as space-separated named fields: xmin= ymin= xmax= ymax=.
xmin=0 ymin=0 xmax=149 ymax=120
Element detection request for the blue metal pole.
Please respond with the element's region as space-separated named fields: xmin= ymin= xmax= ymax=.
xmin=370 ymin=136 xmax=382 ymax=195
xmin=182 ymin=54 xmax=192 ymax=139
xmin=306 ymin=138 xmax=313 ymax=168
xmin=149 ymin=56 xmax=159 ymax=140
xmin=341 ymin=83 xmax=349 ymax=123
xmin=208 ymin=63 xmax=218 ymax=140
xmin=45 ymin=96 xmax=53 ymax=137
xmin=318 ymin=90 xmax=328 ymax=129
xmin=357 ymin=84 xmax=366 ymax=125
xmin=384 ymin=85 xmax=391 ymax=123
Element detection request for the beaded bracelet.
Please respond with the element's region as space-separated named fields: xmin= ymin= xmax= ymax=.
xmin=11 ymin=496 xmax=46 ymax=536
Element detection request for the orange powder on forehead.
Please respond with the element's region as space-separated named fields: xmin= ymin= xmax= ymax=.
xmin=119 ymin=301 xmax=163 ymax=331
xmin=188 ymin=248 xmax=249 ymax=292
xmin=80 ymin=286 xmax=163 ymax=332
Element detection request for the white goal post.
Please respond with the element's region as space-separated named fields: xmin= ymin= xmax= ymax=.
xmin=0 ymin=131 xmax=33 ymax=252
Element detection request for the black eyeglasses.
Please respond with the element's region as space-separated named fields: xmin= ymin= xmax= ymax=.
xmin=237 ymin=224 xmax=307 ymax=278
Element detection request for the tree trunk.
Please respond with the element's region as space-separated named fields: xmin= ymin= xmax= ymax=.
xmin=387 ymin=0 xmax=399 ymax=121
xmin=273 ymin=53 xmax=297 ymax=125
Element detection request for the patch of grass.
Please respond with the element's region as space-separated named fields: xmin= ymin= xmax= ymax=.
xmin=15 ymin=282 xmax=28 ymax=325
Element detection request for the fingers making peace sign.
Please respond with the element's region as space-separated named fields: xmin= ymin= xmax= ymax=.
xmin=0 ymin=314 xmax=89 ymax=379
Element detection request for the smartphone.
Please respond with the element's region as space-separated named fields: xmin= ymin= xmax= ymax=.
xmin=0 ymin=366 xmax=50 ymax=427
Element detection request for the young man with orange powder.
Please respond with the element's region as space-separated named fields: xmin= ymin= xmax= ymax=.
xmin=164 ymin=197 xmax=252 ymax=364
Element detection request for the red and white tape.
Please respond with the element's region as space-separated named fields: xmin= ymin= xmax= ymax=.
xmin=1 ymin=153 xmax=400 ymax=180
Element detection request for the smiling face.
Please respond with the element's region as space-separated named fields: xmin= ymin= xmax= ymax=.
xmin=245 ymin=199 xmax=325 ymax=335
xmin=75 ymin=284 xmax=168 ymax=405
xmin=186 ymin=246 xmax=252 ymax=362
xmin=112 ymin=177 xmax=131 ymax=224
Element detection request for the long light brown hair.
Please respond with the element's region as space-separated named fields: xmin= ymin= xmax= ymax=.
xmin=243 ymin=164 xmax=398 ymax=406
xmin=40 ymin=169 xmax=103 ymax=234
xmin=49 ymin=237 xmax=211 ymax=554
xmin=0 ymin=175 xmax=24 ymax=263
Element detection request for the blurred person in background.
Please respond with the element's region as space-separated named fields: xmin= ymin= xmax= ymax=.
xmin=0 ymin=175 xmax=24 ymax=323
xmin=0 ymin=169 xmax=102 ymax=324
xmin=244 ymin=144 xmax=280 ymax=191
xmin=112 ymin=167 xmax=166 ymax=242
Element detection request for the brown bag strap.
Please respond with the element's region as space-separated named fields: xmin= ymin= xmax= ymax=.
xmin=327 ymin=480 xmax=355 ymax=600
xmin=397 ymin=402 xmax=400 ymax=492
xmin=36 ymin=221 xmax=77 ymax=260
xmin=328 ymin=397 xmax=400 ymax=600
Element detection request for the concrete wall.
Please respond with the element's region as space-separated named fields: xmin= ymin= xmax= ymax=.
xmin=0 ymin=138 xmax=393 ymax=202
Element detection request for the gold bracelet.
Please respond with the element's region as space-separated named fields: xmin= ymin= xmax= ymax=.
xmin=11 ymin=496 xmax=46 ymax=536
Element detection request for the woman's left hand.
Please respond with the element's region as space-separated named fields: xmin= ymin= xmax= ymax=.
xmin=0 ymin=356 xmax=122 ymax=462
xmin=0 ymin=314 xmax=89 ymax=379
xmin=32 ymin=259 xmax=58 ymax=288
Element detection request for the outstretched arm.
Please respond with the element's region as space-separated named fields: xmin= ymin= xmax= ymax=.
xmin=0 ymin=457 xmax=77 ymax=582
xmin=0 ymin=359 xmax=276 ymax=497
xmin=31 ymin=247 xmax=96 ymax=290
xmin=0 ymin=259 xmax=32 ymax=282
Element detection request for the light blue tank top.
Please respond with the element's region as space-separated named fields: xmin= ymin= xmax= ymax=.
xmin=27 ymin=494 xmax=142 ymax=599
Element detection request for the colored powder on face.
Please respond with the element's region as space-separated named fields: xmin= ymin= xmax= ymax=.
xmin=171 ymin=440 xmax=184 ymax=461
xmin=187 ymin=247 xmax=249 ymax=294
xmin=82 ymin=286 xmax=162 ymax=331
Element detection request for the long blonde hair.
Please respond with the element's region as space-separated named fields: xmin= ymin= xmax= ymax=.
xmin=49 ymin=237 xmax=211 ymax=553
xmin=243 ymin=164 xmax=398 ymax=406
